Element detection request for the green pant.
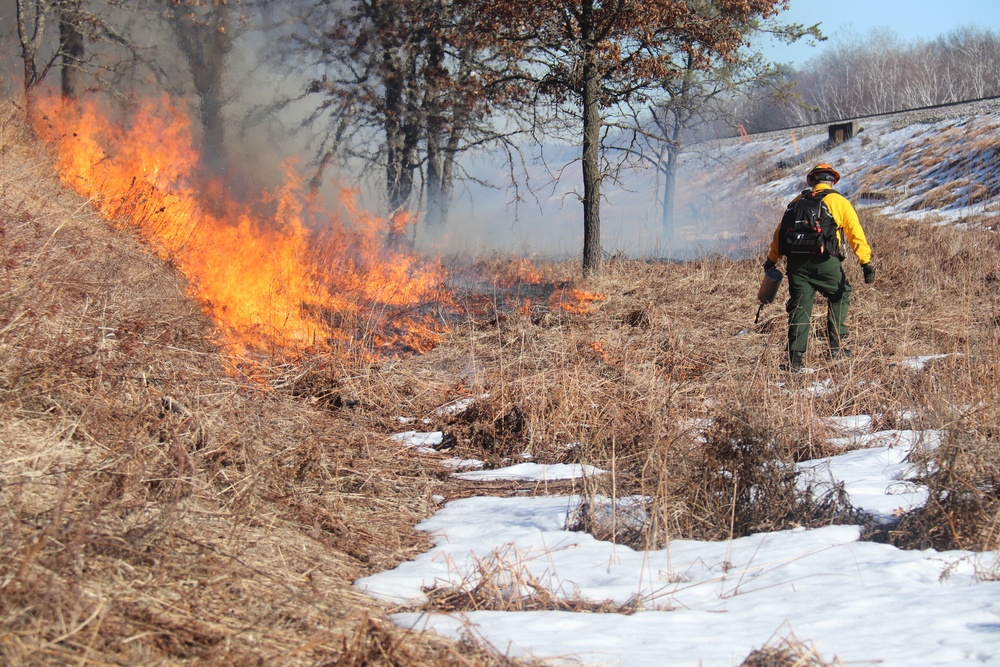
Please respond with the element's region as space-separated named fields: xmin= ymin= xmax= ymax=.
xmin=785 ymin=256 xmax=851 ymax=354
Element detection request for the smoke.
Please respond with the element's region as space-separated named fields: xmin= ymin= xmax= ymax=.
xmin=3 ymin=3 xmax=770 ymax=265
xmin=413 ymin=141 xmax=779 ymax=262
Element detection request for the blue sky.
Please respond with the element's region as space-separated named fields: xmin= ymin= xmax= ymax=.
xmin=759 ymin=0 xmax=1000 ymax=66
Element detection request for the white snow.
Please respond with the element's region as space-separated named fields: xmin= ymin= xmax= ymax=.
xmin=899 ymin=353 xmax=961 ymax=371
xmin=435 ymin=397 xmax=480 ymax=416
xmin=763 ymin=114 xmax=1000 ymax=227
xmin=440 ymin=457 xmax=484 ymax=470
xmin=391 ymin=430 xmax=444 ymax=453
xmin=360 ymin=422 xmax=1000 ymax=666
xmin=454 ymin=462 xmax=608 ymax=482
xmin=797 ymin=429 xmax=941 ymax=523
xmin=824 ymin=414 xmax=873 ymax=437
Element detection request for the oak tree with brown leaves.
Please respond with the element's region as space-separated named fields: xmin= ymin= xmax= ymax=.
xmin=463 ymin=0 xmax=789 ymax=276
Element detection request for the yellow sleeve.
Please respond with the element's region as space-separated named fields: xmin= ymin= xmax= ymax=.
xmin=767 ymin=224 xmax=782 ymax=263
xmin=826 ymin=193 xmax=872 ymax=265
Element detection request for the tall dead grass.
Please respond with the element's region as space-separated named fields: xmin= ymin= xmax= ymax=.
xmin=885 ymin=409 xmax=1000 ymax=553
xmin=0 ymin=99 xmax=523 ymax=665
xmin=740 ymin=633 xmax=843 ymax=667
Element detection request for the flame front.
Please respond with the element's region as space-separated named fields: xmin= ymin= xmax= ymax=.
xmin=35 ymin=94 xmax=449 ymax=363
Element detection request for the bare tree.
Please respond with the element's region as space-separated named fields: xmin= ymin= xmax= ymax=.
xmin=938 ymin=26 xmax=1000 ymax=101
xmin=15 ymin=0 xmax=151 ymax=113
xmin=753 ymin=24 xmax=1000 ymax=129
xmin=58 ymin=0 xmax=86 ymax=98
xmin=16 ymin=0 xmax=55 ymax=111
xmin=643 ymin=13 xmax=821 ymax=241
xmin=275 ymin=0 xmax=522 ymax=240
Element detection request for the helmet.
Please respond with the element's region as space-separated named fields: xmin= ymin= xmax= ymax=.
xmin=806 ymin=163 xmax=841 ymax=186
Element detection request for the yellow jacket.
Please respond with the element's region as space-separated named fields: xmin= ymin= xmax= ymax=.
xmin=767 ymin=183 xmax=872 ymax=265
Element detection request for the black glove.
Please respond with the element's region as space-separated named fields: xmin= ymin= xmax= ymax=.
xmin=763 ymin=259 xmax=776 ymax=272
xmin=862 ymin=263 xmax=875 ymax=284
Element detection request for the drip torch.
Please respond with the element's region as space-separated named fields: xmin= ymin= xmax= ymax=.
xmin=755 ymin=266 xmax=783 ymax=324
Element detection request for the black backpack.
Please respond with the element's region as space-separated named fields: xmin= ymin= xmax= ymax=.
xmin=778 ymin=188 xmax=841 ymax=257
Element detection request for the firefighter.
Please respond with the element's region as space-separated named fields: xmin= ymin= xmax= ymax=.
xmin=764 ymin=163 xmax=874 ymax=372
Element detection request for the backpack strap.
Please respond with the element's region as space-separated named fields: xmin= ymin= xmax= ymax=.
xmin=814 ymin=189 xmax=843 ymax=256
xmin=791 ymin=188 xmax=837 ymax=207
xmin=806 ymin=187 xmax=839 ymax=201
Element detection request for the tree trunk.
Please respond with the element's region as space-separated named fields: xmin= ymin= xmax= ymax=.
xmin=425 ymin=111 xmax=463 ymax=229
xmin=659 ymin=59 xmax=694 ymax=257
xmin=425 ymin=146 xmax=453 ymax=228
xmin=192 ymin=8 xmax=230 ymax=172
xmin=59 ymin=0 xmax=85 ymax=100
xmin=385 ymin=124 xmax=414 ymax=211
xmin=425 ymin=131 xmax=443 ymax=226
xmin=171 ymin=5 xmax=231 ymax=172
xmin=384 ymin=71 xmax=415 ymax=206
xmin=423 ymin=23 xmax=447 ymax=229
xmin=16 ymin=0 xmax=47 ymax=116
xmin=436 ymin=128 xmax=461 ymax=224
xmin=660 ymin=143 xmax=677 ymax=248
xmin=660 ymin=111 xmax=685 ymax=248
xmin=382 ymin=49 xmax=418 ymax=248
xmin=580 ymin=0 xmax=602 ymax=278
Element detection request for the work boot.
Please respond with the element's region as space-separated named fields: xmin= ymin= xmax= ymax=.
xmin=830 ymin=347 xmax=852 ymax=360
xmin=782 ymin=351 xmax=805 ymax=373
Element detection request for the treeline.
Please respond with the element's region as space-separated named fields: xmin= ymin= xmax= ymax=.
xmin=744 ymin=25 xmax=1000 ymax=132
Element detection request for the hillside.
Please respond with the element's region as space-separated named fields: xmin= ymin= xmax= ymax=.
xmin=743 ymin=97 xmax=1000 ymax=225
xmin=3 ymin=94 xmax=1000 ymax=666
xmin=0 ymin=101 xmax=518 ymax=666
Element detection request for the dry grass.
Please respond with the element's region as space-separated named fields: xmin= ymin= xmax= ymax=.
xmin=0 ymin=98 xmax=524 ymax=666
xmin=403 ymin=196 xmax=1000 ymax=551
xmin=739 ymin=633 xmax=843 ymax=667
xmin=884 ymin=411 xmax=1000 ymax=552
xmin=420 ymin=544 xmax=642 ymax=614
xmin=3 ymin=90 xmax=1000 ymax=665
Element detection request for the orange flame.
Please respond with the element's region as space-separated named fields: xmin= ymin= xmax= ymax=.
xmin=550 ymin=288 xmax=604 ymax=314
xmin=490 ymin=258 xmax=544 ymax=288
xmin=486 ymin=258 xmax=605 ymax=313
xmin=34 ymin=94 xmax=450 ymax=365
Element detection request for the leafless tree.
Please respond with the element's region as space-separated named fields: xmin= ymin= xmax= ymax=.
xmin=639 ymin=14 xmax=821 ymax=241
xmin=16 ymin=0 xmax=62 ymax=110
xmin=269 ymin=0 xmax=525 ymax=241
xmin=15 ymin=0 xmax=135 ymax=112
xmin=58 ymin=0 xmax=85 ymax=98
xmin=163 ymin=1 xmax=235 ymax=172
xmin=750 ymin=25 xmax=1000 ymax=130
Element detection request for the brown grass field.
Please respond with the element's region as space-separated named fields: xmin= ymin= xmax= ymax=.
xmin=2 ymin=97 xmax=999 ymax=666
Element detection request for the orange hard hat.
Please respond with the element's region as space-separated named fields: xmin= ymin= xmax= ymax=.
xmin=807 ymin=163 xmax=841 ymax=186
